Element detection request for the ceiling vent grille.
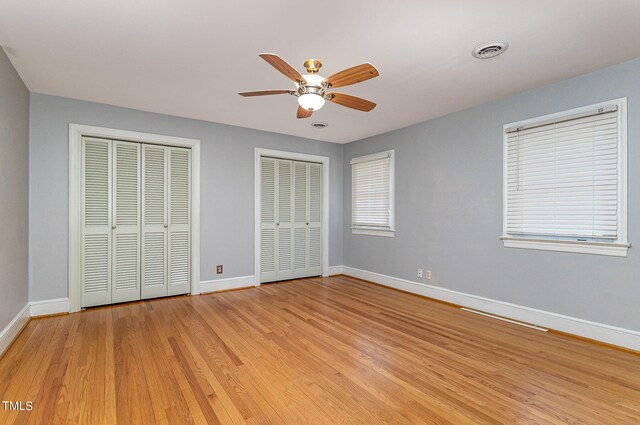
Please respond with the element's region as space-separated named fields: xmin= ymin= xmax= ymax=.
xmin=472 ymin=41 xmax=509 ymax=59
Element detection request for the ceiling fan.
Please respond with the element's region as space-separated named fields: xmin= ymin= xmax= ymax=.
xmin=239 ymin=54 xmax=379 ymax=119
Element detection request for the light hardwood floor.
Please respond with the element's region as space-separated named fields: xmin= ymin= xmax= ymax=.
xmin=1 ymin=276 xmax=639 ymax=424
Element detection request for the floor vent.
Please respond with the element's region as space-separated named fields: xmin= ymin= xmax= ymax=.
xmin=460 ymin=307 xmax=548 ymax=332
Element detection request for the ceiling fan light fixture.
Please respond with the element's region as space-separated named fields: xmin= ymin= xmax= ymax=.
xmin=298 ymin=93 xmax=325 ymax=111
xmin=239 ymin=54 xmax=379 ymax=118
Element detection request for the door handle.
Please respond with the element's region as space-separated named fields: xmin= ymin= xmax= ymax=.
xmin=164 ymin=224 xmax=168 ymax=228
xmin=112 ymin=224 xmax=116 ymax=230
xmin=306 ymin=222 xmax=309 ymax=225
xmin=276 ymin=222 xmax=280 ymax=226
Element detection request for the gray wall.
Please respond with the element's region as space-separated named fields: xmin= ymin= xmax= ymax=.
xmin=26 ymin=58 xmax=640 ymax=331
xmin=343 ymin=58 xmax=640 ymax=331
xmin=29 ymin=94 xmax=343 ymax=301
xmin=0 ymin=49 xmax=29 ymax=329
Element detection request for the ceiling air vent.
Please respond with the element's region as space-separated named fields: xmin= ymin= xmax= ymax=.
xmin=311 ymin=122 xmax=328 ymax=129
xmin=472 ymin=41 xmax=509 ymax=59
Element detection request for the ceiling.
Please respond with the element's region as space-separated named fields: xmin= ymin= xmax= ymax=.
xmin=1 ymin=1 xmax=640 ymax=144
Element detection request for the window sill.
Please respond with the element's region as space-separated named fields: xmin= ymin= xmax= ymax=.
xmin=501 ymin=236 xmax=630 ymax=257
xmin=352 ymin=228 xmax=395 ymax=237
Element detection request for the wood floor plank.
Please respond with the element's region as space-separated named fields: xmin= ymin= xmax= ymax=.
xmin=1 ymin=276 xmax=639 ymax=424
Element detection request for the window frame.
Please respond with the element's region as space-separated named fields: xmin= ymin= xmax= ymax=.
xmin=501 ymin=98 xmax=629 ymax=257
xmin=351 ymin=149 xmax=395 ymax=237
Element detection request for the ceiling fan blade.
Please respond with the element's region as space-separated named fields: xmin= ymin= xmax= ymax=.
xmin=259 ymin=53 xmax=303 ymax=82
xmin=238 ymin=90 xmax=293 ymax=97
xmin=297 ymin=106 xmax=313 ymax=119
xmin=328 ymin=93 xmax=376 ymax=112
xmin=323 ymin=63 xmax=379 ymax=88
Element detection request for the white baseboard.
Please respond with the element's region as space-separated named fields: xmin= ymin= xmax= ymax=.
xmin=15 ymin=269 xmax=639 ymax=352
xmin=200 ymin=275 xmax=256 ymax=294
xmin=327 ymin=266 xmax=344 ymax=276
xmin=0 ymin=303 xmax=31 ymax=357
xmin=341 ymin=266 xmax=640 ymax=352
xmin=30 ymin=298 xmax=70 ymax=317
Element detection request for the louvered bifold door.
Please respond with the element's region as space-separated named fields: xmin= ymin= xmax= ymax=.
xmin=260 ymin=157 xmax=277 ymax=282
xmin=141 ymin=145 xmax=168 ymax=299
xmin=293 ymin=162 xmax=309 ymax=278
xmin=168 ymin=147 xmax=191 ymax=296
xmin=307 ymin=163 xmax=322 ymax=276
xmin=111 ymin=141 xmax=142 ymax=303
xmin=276 ymin=159 xmax=294 ymax=280
xmin=81 ymin=137 xmax=112 ymax=307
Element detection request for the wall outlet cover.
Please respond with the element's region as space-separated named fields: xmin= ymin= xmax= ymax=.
xmin=216 ymin=265 xmax=223 ymax=274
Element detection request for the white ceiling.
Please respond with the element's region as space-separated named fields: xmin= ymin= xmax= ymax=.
xmin=1 ymin=0 xmax=640 ymax=144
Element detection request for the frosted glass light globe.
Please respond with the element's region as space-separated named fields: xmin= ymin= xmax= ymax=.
xmin=298 ymin=93 xmax=325 ymax=111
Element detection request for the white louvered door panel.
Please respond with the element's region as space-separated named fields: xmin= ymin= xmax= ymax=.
xmin=81 ymin=137 xmax=112 ymax=307
xmin=307 ymin=162 xmax=322 ymax=276
xmin=293 ymin=162 xmax=308 ymax=278
xmin=168 ymin=147 xmax=191 ymax=296
xmin=111 ymin=141 xmax=141 ymax=303
xmin=276 ymin=159 xmax=294 ymax=280
xmin=141 ymin=145 xmax=168 ymax=299
xmin=260 ymin=157 xmax=277 ymax=282
xmin=260 ymin=157 xmax=322 ymax=283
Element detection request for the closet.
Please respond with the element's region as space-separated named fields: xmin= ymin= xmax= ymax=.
xmin=260 ymin=157 xmax=322 ymax=283
xmin=81 ymin=137 xmax=191 ymax=308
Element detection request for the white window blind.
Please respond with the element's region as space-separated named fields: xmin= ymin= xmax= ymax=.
xmin=351 ymin=151 xmax=394 ymax=231
xmin=505 ymin=105 xmax=620 ymax=241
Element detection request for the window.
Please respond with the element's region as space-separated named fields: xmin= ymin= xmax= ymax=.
xmin=502 ymin=98 xmax=628 ymax=256
xmin=351 ymin=150 xmax=395 ymax=237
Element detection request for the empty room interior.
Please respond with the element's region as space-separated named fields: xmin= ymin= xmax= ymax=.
xmin=1 ymin=0 xmax=640 ymax=423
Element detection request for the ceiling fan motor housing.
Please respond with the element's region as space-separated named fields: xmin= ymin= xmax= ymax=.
xmin=298 ymin=85 xmax=325 ymax=97
xmin=297 ymin=72 xmax=328 ymax=100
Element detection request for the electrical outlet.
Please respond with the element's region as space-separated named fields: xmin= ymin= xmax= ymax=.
xmin=216 ymin=265 xmax=223 ymax=274
xmin=425 ymin=270 xmax=432 ymax=280
xmin=417 ymin=268 xmax=423 ymax=278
